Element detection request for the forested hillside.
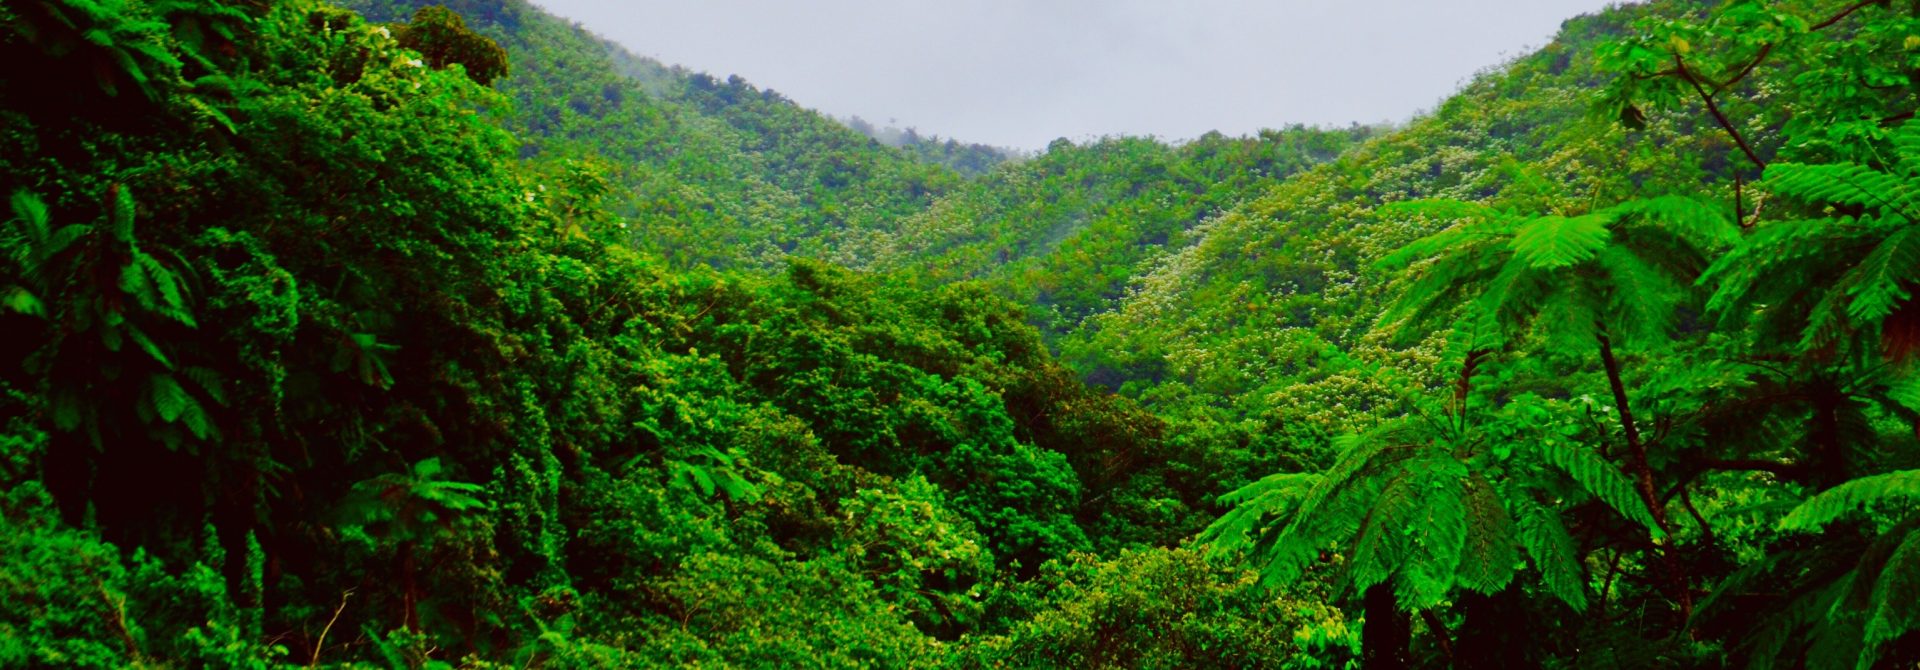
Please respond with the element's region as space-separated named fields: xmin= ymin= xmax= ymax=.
xmin=4 ymin=0 xmax=1920 ymax=668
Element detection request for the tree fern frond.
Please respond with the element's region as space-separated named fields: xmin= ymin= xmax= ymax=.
xmin=1199 ymin=472 xmax=1321 ymax=551
xmin=1253 ymin=435 xmax=1430 ymax=588
xmin=1861 ymin=529 xmax=1920 ymax=656
xmin=135 ymin=251 xmax=194 ymax=326
xmin=1350 ymin=463 xmax=1433 ymax=593
xmin=1513 ymin=490 xmax=1588 ymax=610
xmin=1539 ymin=440 xmax=1664 ymax=537
xmin=1392 ymin=457 xmax=1469 ymax=609
xmin=1702 ymin=219 xmax=1841 ymax=308
xmin=1598 ymin=245 xmax=1682 ymax=347
xmin=1886 ymin=375 xmax=1920 ymax=415
xmin=1781 ymin=470 xmax=1920 ymax=531
xmin=149 ymin=372 xmax=192 ymax=424
xmin=1888 ymin=118 xmax=1920 ymax=171
xmin=1511 ymin=214 xmax=1611 ymax=270
xmin=1475 ymin=253 xmax=1553 ymax=341
xmin=1839 ymin=226 xmax=1920 ymax=323
xmin=1455 ymin=474 xmax=1518 ymax=595
xmin=1375 ymin=199 xmax=1513 ymax=268
xmin=1767 ymin=162 xmax=1916 ymax=222
xmin=1611 ymin=194 xmax=1739 ymax=253
xmin=1536 ymin=280 xmax=1601 ymax=356
xmin=109 ymin=184 xmax=136 ymax=244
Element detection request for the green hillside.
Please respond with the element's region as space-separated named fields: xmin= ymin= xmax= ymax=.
xmin=341 ymin=0 xmax=964 ymax=270
xmin=5 ymin=0 xmax=1920 ymax=668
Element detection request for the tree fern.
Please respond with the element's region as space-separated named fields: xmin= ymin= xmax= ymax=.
xmin=1704 ymin=118 xmax=1920 ymax=358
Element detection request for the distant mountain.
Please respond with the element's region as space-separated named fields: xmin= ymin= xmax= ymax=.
xmin=341 ymin=0 xmax=966 ymax=269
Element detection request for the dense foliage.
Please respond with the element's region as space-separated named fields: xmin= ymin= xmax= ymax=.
xmin=3 ymin=0 xmax=1919 ymax=668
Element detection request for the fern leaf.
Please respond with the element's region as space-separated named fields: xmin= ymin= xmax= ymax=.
xmin=3 ymin=285 xmax=43 ymax=317
xmin=1540 ymin=441 xmax=1664 ymax=537
xmin=1350 ymin=463 xmax=1431 ymax=593
xmin=1767 ymin=162 xmax=1914 ymax=221
xmin=1598 ymin=245 xmax=1681 ymax=346
xmin=1510 ymin=214 xmax=1610 ymax=269
xmin=1894 ymin=118 xmax=1920 ymax=168
xmin=1862 ymin=529 xmax=1920 ymax=657
xmin=150 ymin=373 xmax=191 ymax=423
xmin=1887 ymin=375 xmax=1920 ymax=415
xmin=1840 ymin=226 xmax=1920 ymax=323
xmin=1513 ymin=488 xmax=1588 ymax=610
xmin=180 ymin=366 xmax=228 ymax=405
xmin=1611 ymin=194 xmax=1739 ymax=252
xmin=9 ymin=190 xmax=48 ymax=235
xmin=1200 ymin=473 xmax=1319 ymax=551
xmin=109 ymin=184 xmax=136 ymax=244
xmin=1219 ymin=471 xmax=1322 ymax=507
xmin=1782 ymin=470 xmax=1920 ymax=531
xmin=136 ymin=252 xmax=194 ymax=326
xmin=41 ymin=223 xmax=91 ymax=258
xmin=126 ymin=323 xmax=172 ymax=369
xmin=1256 ymin=441 xmax=1421 ymax=588
xmin=1536 ymin=277 xmax=1600 ymax=356
xmin=1455 ymin=474 xmax=1518 ymax=595
xmin=1395 ymin=458 xmax=1469 ymax=609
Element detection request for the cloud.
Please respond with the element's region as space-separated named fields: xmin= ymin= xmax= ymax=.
xmin=533 ymin=0 xmax=1618 ymax=150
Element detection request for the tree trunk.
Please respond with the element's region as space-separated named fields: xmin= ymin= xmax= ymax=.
xmin=1595 ymin=329 xmax=1693 ymax=622
xmin=1363 ymin=584 xmax=1412 ymax=670
xmin=1807 ymin=376 xmax=1848 ymax=489
xmin=400 ymin=541 xmax=420 ymax=633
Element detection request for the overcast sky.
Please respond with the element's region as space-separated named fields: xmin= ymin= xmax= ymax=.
xmin=530 ymin=1 xmax=1622 ymax=151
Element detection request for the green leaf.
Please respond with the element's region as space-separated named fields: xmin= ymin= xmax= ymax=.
xmin=1540 ymin=440 xmax=1664 ymax=537
xmin=1510 ymin=214 xmax=1610 ymax=269
xmin=1455 ymin=474 xmax=1518 ymax=594
xmin=10 ymin=190 xmax=48 ymax=231
xmin=1782 ymin=470 xmax=1920 ymax=531
xmin=1514 ymin=492 xmax=1587 ymax=610
xmin=1862 ymin=530 xmax=1920 ymax=656
xmin=150 ymin=373 xmax=191 ymax=423
xmin=2 ymin=285 xmax=43 ymax=317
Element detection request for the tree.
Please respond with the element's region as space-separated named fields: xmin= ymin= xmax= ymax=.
xmin=335 ymin=457 xmax=488 ymax=633
xmin=1203 ymin=339 xmax=1662 ymax=668
xmin=395 ymin=5 xmax=509 ymax=86
xmin=1372 ymin=195 xmax=1737 ymax=619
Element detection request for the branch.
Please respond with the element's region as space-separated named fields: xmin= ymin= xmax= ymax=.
xmin=1681 ymin=484 xmax=1719 ymax=548
xmin=1711 ymin=43 xmax=1775 ymax=95
xmin=1420 ymin=609 xmax=1458 ymax=666
xmin=1810 ymin=0 xmax=1881 ymax=31
xmin=311 ymin=589 xmax=353 ymax=668
xmin=1675 ymin=54 xmax=1768 ymax=169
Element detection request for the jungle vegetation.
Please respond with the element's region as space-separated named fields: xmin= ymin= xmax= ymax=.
xmin=2 ymin=0 xmax=1918 ymax=668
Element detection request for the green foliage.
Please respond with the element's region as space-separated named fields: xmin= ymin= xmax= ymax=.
xmin=953 ymin=548 xmax=1356 ymax=669
xmin=1704 ymin=119 xmax=1920 ymax=358
xmin=1781 ymin=469 xmax=1920 ymax=532
xmin=9 ymin=0 xmax=1920 ymax=666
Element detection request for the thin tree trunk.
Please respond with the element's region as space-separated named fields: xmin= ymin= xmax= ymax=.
xmin=1808 ymin=377 xmax=1848 ymax=489
xmin=1595 ymin=329 xmax=1694 ymax=623
xmin=1363 ymin=584 xmax=1412 ymax=670
xmin=400 ymin=541 xmax=420 ymax=633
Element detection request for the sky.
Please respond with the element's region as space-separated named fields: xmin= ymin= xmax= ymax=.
xmin=530 ymin=1 xmax=1622 ymax=151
